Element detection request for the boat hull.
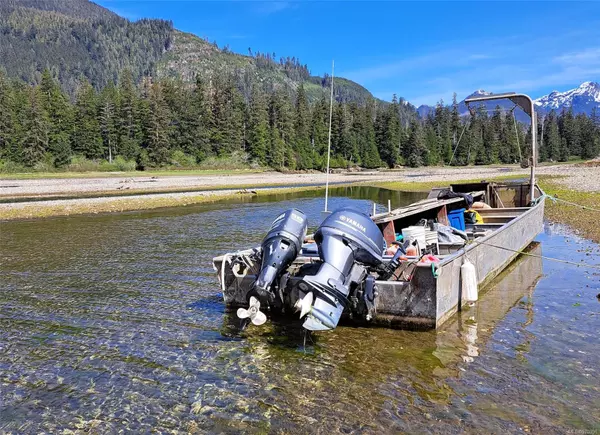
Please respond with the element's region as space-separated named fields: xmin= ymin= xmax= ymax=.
xmin=213 ymin=193 xmax=545 ymax=330
xmin=372 ymin=198 xmax=545 ymax=328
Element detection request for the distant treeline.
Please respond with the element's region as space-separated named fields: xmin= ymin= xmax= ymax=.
xmin=0 ymin=69 xmax=599 ymax=172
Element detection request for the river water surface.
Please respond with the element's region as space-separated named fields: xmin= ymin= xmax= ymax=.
xmin=1 ymin=186 xmax=599 ymax=433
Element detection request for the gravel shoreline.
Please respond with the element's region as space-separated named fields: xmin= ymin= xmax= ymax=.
xmin=0 ymin=163 xmax=597 ymax=220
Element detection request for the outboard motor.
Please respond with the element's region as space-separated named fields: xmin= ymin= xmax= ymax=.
xmin=253 ymin=209 xmax=308 ymax=306
xmin=298 ymin=208 xmax=384 ymax=331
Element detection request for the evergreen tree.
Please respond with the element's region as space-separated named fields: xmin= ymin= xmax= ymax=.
xmin=543 ymin=110 xmax=561 ymax=161
xmin=40 ymin=69 xmax=72 ymax=167
xmin=576 ymin=113 xmax=596 ymax=159
xmin=561 ymin=108 xmax=580 ymax=159
xmin=405 ymin=119 xmax=427 ymax=167
xmin=360 ymin=98 xmax=381 ymax=168
xmin=560 ymin=136 xmax=569 ymax=162
xmin=99 ymin=82 xmax=119 ymax=163
xmin=268 ymin=90 xmax=295 ymax=168
xmin=144 ymin=80 xmax=171 ymax=165
xmin=247 ymin=87 xmax=270 ymax=164
xmin=310 ymin=97 xmax=329 ymax=156
xmin=21 ymin=87 xmax=49 ymax=167
xmin=377 ymin=94 xmax=401 ymax=167
xmin=0 ymin=71 xmax=15 ymax=160
xmin=191 ymin=76 xmax=212 ymax=161
xmin=449 ymin=93 xmax=461 ymax=163
xmin=269 ymin=126 xmax=286 ymax=170
xmin=332 ymin=102 xmax=351 ymax=164
xmin=589 ymin=107 xmax=600 ymax=159
xmin=72 ymin=79 xmax=103 ymax=159
xmin=211 ymin=76 xmax=245 ymax=156
xmin=117 ymin=69 xmax=142 ymax=160
xmin=293 ymin=83 xmax=313 ymax=168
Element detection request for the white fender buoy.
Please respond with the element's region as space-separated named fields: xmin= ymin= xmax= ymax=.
xmin=461 ymin=257 xmax=478 ymax=302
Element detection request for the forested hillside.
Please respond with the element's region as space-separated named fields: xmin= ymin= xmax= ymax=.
xmin=0 ymin=0 xmax=374 ymax=104
xmin=1 ymin=70 xmax=598 ymax=173
xmin=0 ymin=0 xmax=173 ymax=95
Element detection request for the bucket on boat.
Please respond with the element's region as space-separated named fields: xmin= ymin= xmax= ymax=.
xmin=402 ymin=226 xmax=426 ymax=251
xmin=424 ymin=228 xmax=438 ymax=255
xmin=448 ymin=208 xmax=466 ymax=231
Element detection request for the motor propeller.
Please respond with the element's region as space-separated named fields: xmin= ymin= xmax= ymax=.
xmin=294 ymin=292 xmax=314 ymax=319
xmin=236 ymin=296 xmax=267 ymax=326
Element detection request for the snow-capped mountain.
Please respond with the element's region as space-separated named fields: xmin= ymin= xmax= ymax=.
xmin=534 ymin=81 xmax=600 ymax=115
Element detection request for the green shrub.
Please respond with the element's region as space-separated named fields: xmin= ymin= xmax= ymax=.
xmin=169 ymin=150 xmax=197 ymax=168
xmin=33 ymin=153 xmax=57 ymax=172
xmin=0 ymin=159 xmax=26 ymax=173
xmin=114 ymin=156 xmax=136 ymax=171
xmin=136 ymin=149 xmax=150 ymax=170
xmin=98 ymin=156 xmax=137 ymax=172
xmin=197 ymin=150 xmax=252 ymax=170
xmin=68 ymin=155 xmax=100 ymax=172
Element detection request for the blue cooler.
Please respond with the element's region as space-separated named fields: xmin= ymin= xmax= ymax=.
xmin=448 ymin=208 xmax=466 ymax=231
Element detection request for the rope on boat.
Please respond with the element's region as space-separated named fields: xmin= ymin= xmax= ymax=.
xmin=468 ymin=239 xmax=600 ymax=270
xmin=551 ymin=196 xmax=600 ymax=213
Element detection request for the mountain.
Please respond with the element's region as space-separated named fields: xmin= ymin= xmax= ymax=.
xmin=0 ymin=0 xmax=377 ymax=104
xmin=155 ymin=30 xmax=376 ymax=104
xmin=534 ymin=81 xmax=600 ymax=115
xmin=0 ymin=0 xmax=173 ymax=94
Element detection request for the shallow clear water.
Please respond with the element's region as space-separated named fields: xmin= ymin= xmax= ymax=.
xmin=1 ymin=186 xmax=599 ymax=433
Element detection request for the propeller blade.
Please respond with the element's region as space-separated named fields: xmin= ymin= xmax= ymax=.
xmin=249 ymin=296 xmax=260 ymax=310
xmin=237 ymin=308 xmax=250 ymax=319
xmin=299 ymin=292 xmax=314 ymax=319
xmin=252 ymin=310 xmax=267 ymax=326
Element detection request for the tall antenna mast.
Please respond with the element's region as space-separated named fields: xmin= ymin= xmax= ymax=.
xmin=324 ymin=60 xmax=334 ymax=212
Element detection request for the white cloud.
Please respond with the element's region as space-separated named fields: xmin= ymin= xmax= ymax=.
xmin=553 ymin=47 xmax=600 ymax=66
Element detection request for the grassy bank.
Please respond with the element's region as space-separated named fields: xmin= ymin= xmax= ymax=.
xmin=0 ymin=174 xmax=529 ymax=221
xmin=539 ymin=176 xmax=600 ymax=243
xmin=0 ymin=168 xmax=265 ymax=180
xmin=374 ymin=174 xmax=528 ymax=192
xmin=0 ymin=184 xmax=329 ymax=221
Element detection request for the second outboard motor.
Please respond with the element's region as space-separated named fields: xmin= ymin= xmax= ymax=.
xmin=253 ymin=209 xmax=308 ymax=306
xmin=298 ymin=208 xmax=384 ymax=331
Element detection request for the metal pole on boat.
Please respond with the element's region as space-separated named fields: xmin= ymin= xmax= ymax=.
xmin=463 ymin=92 xmax=538 ymax=204
xmin=529 ymin=102 xmax=537 ymax=204
xmin=324 ymin=60 xmax=334 ymax=213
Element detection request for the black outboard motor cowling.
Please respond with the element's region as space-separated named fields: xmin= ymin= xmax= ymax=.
xmin=254 ymin=209 xmax=308 ymax=305
xmin=299 ymin=208 xmax=385 ymax=331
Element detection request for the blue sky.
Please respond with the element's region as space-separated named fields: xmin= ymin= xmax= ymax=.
xmin=96 ymin=1 xmax=600 ymax=106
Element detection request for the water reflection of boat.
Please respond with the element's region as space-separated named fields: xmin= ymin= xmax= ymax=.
xmin=433 ymin=242 xmax=542 ymax=367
